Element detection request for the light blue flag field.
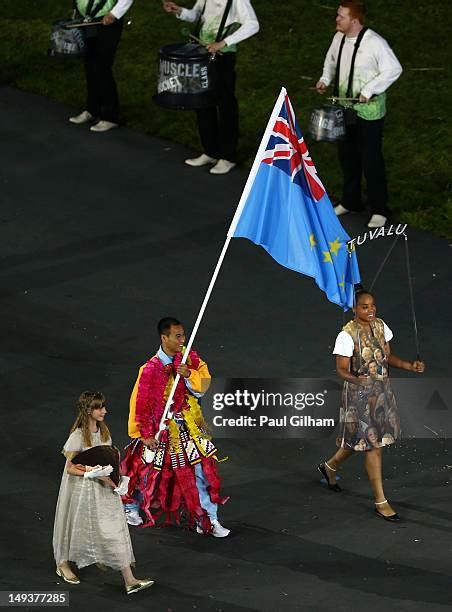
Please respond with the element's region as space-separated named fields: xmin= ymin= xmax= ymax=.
xmin=228 ymin=87 xmax=360 ymax=309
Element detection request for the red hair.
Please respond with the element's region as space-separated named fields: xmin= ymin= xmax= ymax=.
xmin=340 ymin=1 xmax=366 ymax=24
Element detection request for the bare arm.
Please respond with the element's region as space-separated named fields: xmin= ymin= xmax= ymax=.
xmin=336 ymin=355 xmax=369 ymax=385
xmin=385 ymin=342 xmax=425 ymax=373
xmin=66 ymin=460 xmax=85 ymax=477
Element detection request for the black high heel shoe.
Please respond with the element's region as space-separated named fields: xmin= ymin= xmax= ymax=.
xmin=318 ymin=462 xmax=342 ymax=492
xmin=374 ymin=500 xmax=401 ymax=522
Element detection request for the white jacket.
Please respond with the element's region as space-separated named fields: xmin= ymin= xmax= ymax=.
xmin=178 ymin=0 xmax=259 ymax=47
xmin=320 ymin=29 xmax=402 ymax=100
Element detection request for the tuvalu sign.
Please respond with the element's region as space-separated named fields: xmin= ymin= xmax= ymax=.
xmin=347 ymin=224 xmax=407 ymax=250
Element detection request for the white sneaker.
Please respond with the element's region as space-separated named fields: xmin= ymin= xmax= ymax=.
xmin=367 ymin=214 xmax=387 ymax=228
xmin=196 ymin=520 xmax=230 ymax=537
xmin=90 ymin=120 xmax=118 ymax=132
xmin=334 ymin=204 xmax=350 ymax=216
xmin=210 ymin=159 xmax=236 ymax=175
xmin=125 ymin=508 xmax=143 ymax=526
xmin=69 ymin=110 xmax=93 ymax=124
xmin=185 ymin=153 xmax=218 ymax=167
xmin=211 ymin=519 xmax=230 ymax=538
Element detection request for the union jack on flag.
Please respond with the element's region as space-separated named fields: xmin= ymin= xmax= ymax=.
xmin=262 ymin=95 xmax=326 ymax=203
xmin=228 ymin=87 xmax=360 ymax=309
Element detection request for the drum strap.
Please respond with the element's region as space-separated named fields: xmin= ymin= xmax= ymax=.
xmin=194 ymin=0 xmax=233 ymax=43
xmin=333 ymin=27 xmax=368 ymax=97
xmin=215 ymin=0 xmax=233 ymax=42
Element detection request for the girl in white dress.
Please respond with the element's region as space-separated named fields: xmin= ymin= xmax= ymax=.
xmin=53 ymin=391 xmax=154 ymax=595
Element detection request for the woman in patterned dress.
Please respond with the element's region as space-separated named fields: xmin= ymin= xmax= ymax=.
xmin=318 ymin=289 xmax=425 ymax=521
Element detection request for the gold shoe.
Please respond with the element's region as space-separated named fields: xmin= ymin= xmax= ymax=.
xmin=56 ymin=566 xmax=80 ymax=585
xmin=125 ymin=578 xmax=154 ymax=595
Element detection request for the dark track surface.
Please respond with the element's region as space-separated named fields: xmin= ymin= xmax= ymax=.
xmin=1 ymin=86 xmax=451 ymax=611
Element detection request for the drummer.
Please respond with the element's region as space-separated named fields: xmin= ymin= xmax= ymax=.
xmin=69 ymin=0 xmax=134 ymax=132
xmin=315 ymin=1 xmax=402 ymax=228
xmin=163 ymin=0 xmax=259 ymax=175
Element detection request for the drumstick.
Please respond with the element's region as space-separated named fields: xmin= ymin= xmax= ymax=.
xmin=65 ymin=20 xmax=103 ymax=28
xmin=327 ymin=96 xmax=360 ymax=102
xmin=188 ymin=33 xmax=223 ymax=54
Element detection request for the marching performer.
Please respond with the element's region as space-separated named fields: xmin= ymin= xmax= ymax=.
xmin=163 ymin=0 xmax=259 ymax=174
xmin=69 ymin=0 xmax=134 ymax=132
xmin=318 ymin=289 xmax=425 ymax=521
xmin=53 ymin=391 xmax=154 ymax=595
xmin=316 ymin=1 xmax=402 ymax=228
xmin=121 ymin=317 xmax=230 ymax=537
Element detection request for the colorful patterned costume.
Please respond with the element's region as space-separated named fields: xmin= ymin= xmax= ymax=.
xmin=121 ymin=348 xmax=228 ymax=529
xmin=336 ymin=318 xmax=400 ymax=451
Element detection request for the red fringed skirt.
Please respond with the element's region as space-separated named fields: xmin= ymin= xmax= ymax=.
xmin=120 ymin=437 xmax=229 ymax=531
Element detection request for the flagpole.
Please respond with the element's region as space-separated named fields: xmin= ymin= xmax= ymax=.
xmin=152 ymin=86 xmax=288 ymax=442
xmin=152 ymin=237 xmax=232 ymax=441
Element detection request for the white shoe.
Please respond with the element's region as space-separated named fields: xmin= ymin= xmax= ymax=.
xmin=90 ymin=120 xmax=118 ymax=132
xmin=211 ymin=519 xmax=230 ymax=538
xmin=334 ymin=204 xmax=350 ymax=216
xmin=125 ymin=508 xmax=143 ymax=526
xmin=185 ymin=153 xmax=218 ymax=167
xmin=196 ymin=520 xmax=230 ymax=537
xmin=69 ymin=110 xmax=93 ymax=124
xmin=210 ymin=159 xmax=236 ymax=175
xmin=367 ymin=214 xmax=387 ymax=228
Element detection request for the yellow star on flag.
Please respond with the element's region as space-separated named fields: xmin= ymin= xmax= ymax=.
xmin=309 ymin=233 xmax=317 ymax=248
xmin=323 ymin=251 xmax=333 ymax=263
xmin=329 ymin=238 xmax=342 ymax=256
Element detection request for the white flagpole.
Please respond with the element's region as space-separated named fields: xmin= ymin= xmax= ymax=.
xmin=153 ymin=237 xmax=232 ymax=440
xmin=153 ymin=87 xmax=288 ymax=442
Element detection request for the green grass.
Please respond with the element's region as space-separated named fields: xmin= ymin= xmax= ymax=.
xmin=1 ymin=0 xmax=451 ymax=236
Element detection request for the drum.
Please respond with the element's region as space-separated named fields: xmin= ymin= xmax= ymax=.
xmin=72 ymin=445 xmax=121 ymax=486
xmin=49 ymin=19 xmax=87 ymax=57
xmin=153 ymin=43 xmax=217 ymax=110
xmin=309 ymin=105 xmax=346 ymax=142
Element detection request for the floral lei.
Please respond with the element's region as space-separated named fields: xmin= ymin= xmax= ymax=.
xmin=135 ymin=349 xmax=200 ymax=439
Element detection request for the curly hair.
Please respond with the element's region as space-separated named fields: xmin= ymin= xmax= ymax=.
xmin=70 ymin=391 xmax=111 ymax=449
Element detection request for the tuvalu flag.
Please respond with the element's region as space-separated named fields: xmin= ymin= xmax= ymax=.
xmin=228 ymin=87 xmax=360 ymax=310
